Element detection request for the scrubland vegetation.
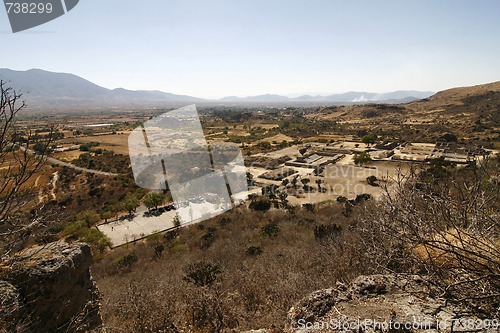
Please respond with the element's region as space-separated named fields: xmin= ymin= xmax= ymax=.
xmin=93 ymin=157 xmax=499 ymax=332
xmin=1 ymin=81 xmax=499 ymax=332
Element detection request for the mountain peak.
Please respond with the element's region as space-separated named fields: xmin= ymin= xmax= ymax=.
xmin=0 ymin=68 xmax=203 ymax=107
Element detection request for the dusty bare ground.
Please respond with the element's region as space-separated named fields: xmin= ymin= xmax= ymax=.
xmin=257 ymin=133 xmax=294 ymax=144
xmin=284 ymin=161 xmax=410 ymax=205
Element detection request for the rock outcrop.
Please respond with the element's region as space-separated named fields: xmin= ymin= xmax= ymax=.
xmin=0 ymin=240 xmax=102 ymax=333
xmin=287 ymin=274 xmax=499 ymax=332
xmin=0 ymin=280 xmax=23 ymax=331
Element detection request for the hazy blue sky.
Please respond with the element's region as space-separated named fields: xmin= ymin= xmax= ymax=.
xmin=1 ymin=0 xmax=500 ymax=98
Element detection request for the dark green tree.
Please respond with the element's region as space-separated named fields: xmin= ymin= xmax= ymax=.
xmin=144 ymin=192 xmax=165 ymax=211
xmin=353 ymin=152 xmax=372 ymax=166
xmin=362 ymin=133 xmax=378 ymax=147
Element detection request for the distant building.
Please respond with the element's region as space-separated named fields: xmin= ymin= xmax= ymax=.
xmin=259 ymin=167 xmax=297 ymax=181
xmin=373 ymin=150 xmax=394 ymax=159
xmin=375 ymin=142 xmax=399 ymax=150
xmin=392 ymin=142 xmax=483 ymax=164
xmin=285 ymin=152 xmax=344 ymax=169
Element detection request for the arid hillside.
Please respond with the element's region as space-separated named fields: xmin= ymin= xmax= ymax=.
xmin=424 ymin=81 xmax=500 ymax=103
xmin=308 ymin=81 xmax=500 ymax=146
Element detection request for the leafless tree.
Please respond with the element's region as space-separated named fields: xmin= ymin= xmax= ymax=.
xmin=0 ymin=80 xmax=54 ymax=258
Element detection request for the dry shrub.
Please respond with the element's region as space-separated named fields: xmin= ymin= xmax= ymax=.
xmin=356 ymin=158 xmax=500 ymax=316
xmin=94 ymin=203 xmax=374 ymax=331
xmin=94 ymin=157 xmax=500 ymax=331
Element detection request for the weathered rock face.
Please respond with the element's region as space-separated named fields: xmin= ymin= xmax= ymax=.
xmin=286 ymin=274 xmax=499 ymax=333
xmin=0 ymin=240 xmax=102 ymax=333
xmin=0 ymin=280 xmax=24 ymax=331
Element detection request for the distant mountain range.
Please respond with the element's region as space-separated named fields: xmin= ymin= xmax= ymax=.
xmin=0 ymin=69 xmax=204 ymax=107
xmin=219 ymin=91 xmax=433 ymax=103
xmin=0 ymin=68 xmax=434 ymax=107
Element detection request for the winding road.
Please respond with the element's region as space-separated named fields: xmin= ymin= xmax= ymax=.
xmin=19 ymin=145 xmax=121 ymax=177
xmin=44 ymin=155 xmax=120 ymax=177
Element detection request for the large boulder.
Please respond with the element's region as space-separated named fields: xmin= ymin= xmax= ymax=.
xmin=287 ymin=274 xmax=498 ymax=332
xmin=0 ymin=240 xmax=102 ymax=333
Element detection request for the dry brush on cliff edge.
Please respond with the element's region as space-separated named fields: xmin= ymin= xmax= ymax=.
xmin=357 ymin=157 xmax=500 ymax=317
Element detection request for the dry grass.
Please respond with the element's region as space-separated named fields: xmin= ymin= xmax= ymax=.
xmin=51 ymin=150 xmax=83 ymax=161
xmin=413 ymin=228 xmax=500 ymax=270
xmin=73 ymin=133 xmax=131 ymax=155
xmin=256 ymin=133 xmax=294 ymax=144
xmin=93 ymin=203 xmax=372 ymax=332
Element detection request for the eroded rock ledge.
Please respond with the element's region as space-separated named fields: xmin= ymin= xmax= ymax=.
xmin=0 ymin=240 xmax=102 ymax=333
xmin=286 ymin=274 xmax=498 ymax=333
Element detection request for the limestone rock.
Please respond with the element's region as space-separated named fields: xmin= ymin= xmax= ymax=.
xmin=286 ymin=274 xmax=499 ymax=332
xmin=1 ymin=240 xmax=102 ymax=333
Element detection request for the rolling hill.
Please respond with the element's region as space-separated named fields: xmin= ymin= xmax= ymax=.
xmin=0 ymin=68 xmax=204 ymax=107
xmin=308 ymin=80 xmax=500 ymax=144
